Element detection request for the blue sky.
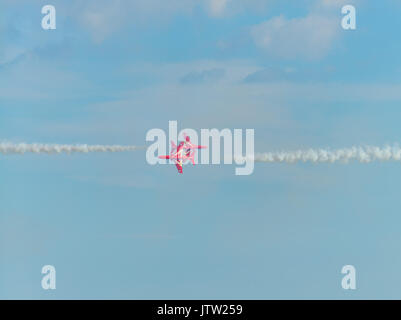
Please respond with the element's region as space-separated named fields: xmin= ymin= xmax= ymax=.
xmin=2 ymin=0 xmax=401 ymax=299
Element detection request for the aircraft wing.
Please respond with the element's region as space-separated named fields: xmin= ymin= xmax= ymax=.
xmin=158 ymin=155 xmax=183 ymax=173
xmin=158 ymin=155 xmax=180 ymax=159
xmin=186 ymin=143 xmax=207 ymax=149
xmin=175 ymin=162 xmax=183 ymax=174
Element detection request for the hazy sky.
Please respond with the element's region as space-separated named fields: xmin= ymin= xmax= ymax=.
xmin=2 ymin=0 xmax=401 ymax=299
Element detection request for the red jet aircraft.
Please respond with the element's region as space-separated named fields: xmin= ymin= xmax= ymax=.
xmin=158 ymin=134 xmax=207 ymax=174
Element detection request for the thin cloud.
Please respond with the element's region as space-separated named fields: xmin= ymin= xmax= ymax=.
xmin=251 ymin=14 xmax=340 ymax=59
xmin=208 ymin=0 xmax=230 ymax=17
xmin=180 ymin=68 xmax=226 ymax=84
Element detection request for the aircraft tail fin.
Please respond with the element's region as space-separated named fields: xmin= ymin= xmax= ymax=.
xmin=188 ymin=152 xmax=196 ymax=165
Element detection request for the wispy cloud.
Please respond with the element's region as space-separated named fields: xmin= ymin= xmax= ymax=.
xmin=243 ymin=66 xmax=335 ymax=83
xmin=208 ymin=0 xmax=231 ymax=17
xmin=251 ymin=14 xmax=339 ymax=59
xmin=180 ymin=68 xmax=225 ymax=84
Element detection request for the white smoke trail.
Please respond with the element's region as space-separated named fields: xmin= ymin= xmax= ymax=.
xmin=0 ymin=142 xmax=142 ymax=155
xmin=239 ymin=145 xmax=401 ymax=164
